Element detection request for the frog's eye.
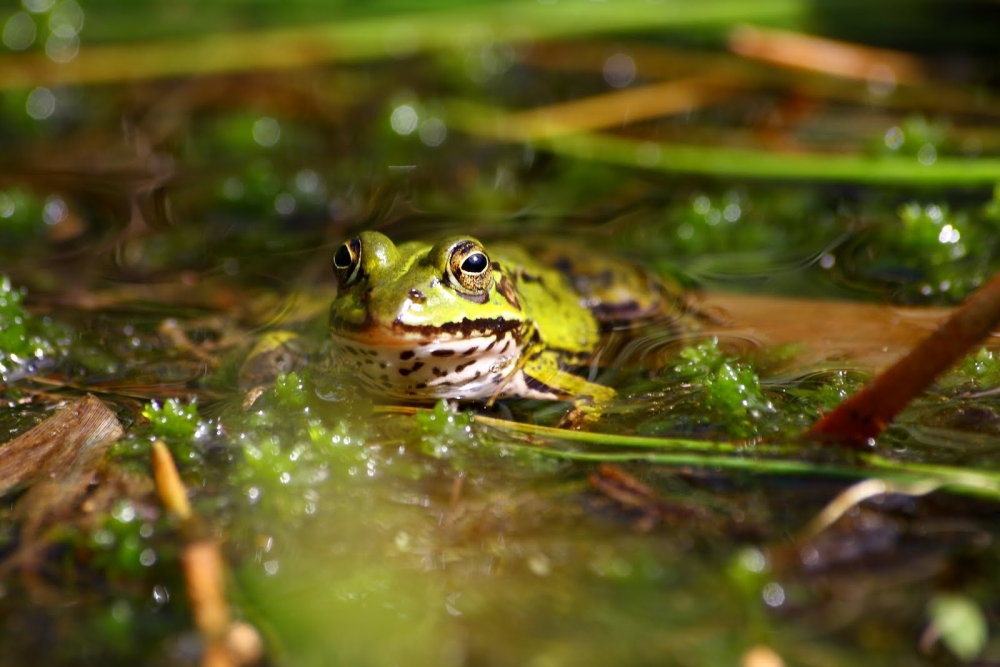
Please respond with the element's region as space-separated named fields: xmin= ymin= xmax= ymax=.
xmin=332 ymin=237 xmax=363 ymax=287
xmin=461 ymin=252 xmax=488 ymax=274
xmin=446 ymin=240 xmax=493 ymax=296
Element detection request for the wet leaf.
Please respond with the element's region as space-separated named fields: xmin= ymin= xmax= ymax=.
xmin=0 ymin=394 xmax=123 ymax=497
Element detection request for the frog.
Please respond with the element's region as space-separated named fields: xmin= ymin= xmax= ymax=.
xmin=327 ymin=231 xmax=696 ymax=423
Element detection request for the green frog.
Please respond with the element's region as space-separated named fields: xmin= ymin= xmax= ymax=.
xmin=327 ymin=231 xmax=694 ymax=422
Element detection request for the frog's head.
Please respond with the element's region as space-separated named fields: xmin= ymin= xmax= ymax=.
xmin=329 ymin=231 xmax=524 ymax=345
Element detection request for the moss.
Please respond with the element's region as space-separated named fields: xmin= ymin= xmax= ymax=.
xmin=274 ymin=371 xmax=308 ymax=410
xmin=855 ymin=194 xmax=1000 ymax=303
xmin=669 ymin=339 xmax=774 ymax=439
xmin=226 ymin=371 xmax=379 ymax=521
xmin=939 ymin=347 xmax=1000 ymax=391
xmin=875 ymin=114 xmax=948 ymax=159
xmin=0 ymin=276 xmax=63 ymax=380
xmin=0 ymin=277 xmax=30 ymax=357
xmin=412 ymin=399 xmax=478 ymax=460
xmin=142 ymin=397 xmax=203 ymax=442
xmin=0 ymin=188 xmax=46 ymax=238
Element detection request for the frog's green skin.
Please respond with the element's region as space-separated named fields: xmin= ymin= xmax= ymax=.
xmin=328 ymin=231 xmax=686 ymax=418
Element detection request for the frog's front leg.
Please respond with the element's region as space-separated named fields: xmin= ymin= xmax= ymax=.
xmin=238 ymin=330 xmax=307 ymax=390
xmin=507 ymin=349 xmax=616 ymax=427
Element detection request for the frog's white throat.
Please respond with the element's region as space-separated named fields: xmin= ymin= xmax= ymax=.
xmin=331 ymin=328 xmax=525 ymax=401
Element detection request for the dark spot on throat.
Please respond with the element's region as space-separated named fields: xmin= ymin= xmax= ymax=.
xmin=399 ymin=361 xmax=425 ymax=377
xmin=400 ymin=350 xmax=415 ymax=360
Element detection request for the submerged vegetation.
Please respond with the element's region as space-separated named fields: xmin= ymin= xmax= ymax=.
xmin=3 ymin=1 xmax=1000 ymax=666
xmin=0 ymin=275 xmax=65 ymax=381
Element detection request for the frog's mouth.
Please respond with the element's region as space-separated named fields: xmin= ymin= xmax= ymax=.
xmin=330 ymin=314 xmax=525 ymax=347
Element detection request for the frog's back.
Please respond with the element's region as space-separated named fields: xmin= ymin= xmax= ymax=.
xmin=495 ymin=239 xmax=697 ymax=331
xmin=489 ymin=243 xmax=602 ymax=357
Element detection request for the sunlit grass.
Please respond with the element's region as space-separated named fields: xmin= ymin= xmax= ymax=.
xmin=0 ymin=0 xmax=801 ymax=88
xmin=448 ymin=100 xmax=1000 ymax=186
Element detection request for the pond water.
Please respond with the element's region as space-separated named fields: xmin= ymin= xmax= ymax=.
xmin=2 ymin=4 xmax=1000 ymax=666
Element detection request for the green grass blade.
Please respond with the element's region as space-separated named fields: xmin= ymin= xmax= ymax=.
xmin=449 ymin=99 xmax=1000 ymax=186
xmin=0 ymin=0 xmax=802 ymax=89
xmin=478 ymin=418 xmax=1000 ymax=501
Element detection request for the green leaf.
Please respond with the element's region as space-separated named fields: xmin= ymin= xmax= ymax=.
xmin=927 ymin=594 xmax=987 ymax=662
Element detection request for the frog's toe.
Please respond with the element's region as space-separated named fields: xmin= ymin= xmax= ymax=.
xmin=556 ymin=402 xmax=604 ymax=430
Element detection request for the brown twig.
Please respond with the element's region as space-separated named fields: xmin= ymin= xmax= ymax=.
xmin=729 ymin=25 xmax=926 ymax=85
xmin=151 ymin=440 xmax=262 ymax=667
xmin=805 ymin=272 xmax=1000 ymax=447
xmin=498 ymin=72 xmax=747 ymax=140
xmin=588 ymin=463 xmax=708 ymax=532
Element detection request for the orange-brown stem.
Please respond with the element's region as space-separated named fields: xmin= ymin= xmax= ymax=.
xmin=805 ymin=272 xmax=1000 ymax=447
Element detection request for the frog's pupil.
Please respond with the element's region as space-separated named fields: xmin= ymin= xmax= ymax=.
xmin=461 ymin=252 xmax=488 ymax=274
xmin=334 ymin=244 xmax=353 ymax=269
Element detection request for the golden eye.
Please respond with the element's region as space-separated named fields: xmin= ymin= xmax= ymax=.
xmin=332 ymin=237 xmax=362 ymax=287
xmin=446 ymin=240 xmax=493 ymax=296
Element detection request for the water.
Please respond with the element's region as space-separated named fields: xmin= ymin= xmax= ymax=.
xmin=3 ymin=8 xmax=1000 ymax=666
